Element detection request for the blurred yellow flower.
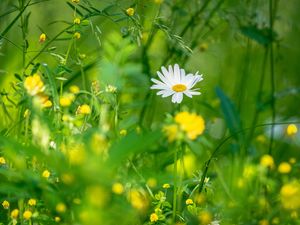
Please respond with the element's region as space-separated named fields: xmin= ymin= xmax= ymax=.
xmin=24 ymin=74 xmax=45 ymax=96
xmin=56 ymin=203 xmax=67 ymax=213
xmin=74 ymin=32 xmax=81 ymax=39
xmin=0 ymin=157 xmax=6 ymax=165
xmin=74 ymin=18 xmax=81 ymax=24
xmin=39 ymin=33 xmax=46 ymax=43
xmin=126 ymin=8 xmax=135 ymax=16
xmin=147 ymin=178 xmax=157 ymax=188
xmin=286 ymin=124 xmax=298 ymax=136
xmin=185 ymin=198 xmax=193 ymax=205
xmin=23 ymin=210 xmax=32 ymax=220
xmin=72 ymin=0 xmax=79 ymax=3
xmin=77 ymin=104 xmax=91 ymax=115
xmin=61 ymin=173 xmax=75 ymax=185
xmin=86 ymin=186 xmax=109 ymax=208
xmin=278 ymin=162 xmax=292 ymax=174
xmin=112 ymin=182 xmax=124 ymax=195
xmin=163 ymin=124 xmax=178 ymax=142
xmin=280 ymin=181 xmax=300 ymax=210
xmin=162 ymin=183 xmax=170 ymax=189
xmin=68 ymin=145 xmax=86 ymax=165
xmin=60 ymin=94 xmax=74 ymax=107
xmin=272 ymin=217 xmax=279 ymax=224
xmin=289 ymin=158 xmax=296 ymax=164
xmin=175 ymin=111 xmax=205 ymax=140
xmin=55 ymin=216 xmax=61 ymax=222
xmin=198 ymin=211 xmax=212 ymax=225
xmin=11 ymin=209 xmax=19 ymax=219
xmin=28 ymin=198 xmax=37 ymax=206
xmin=42 ymin=169 xmax=51 ymax=178
xmin=260 ymin=154 xmax=275 ymax=169
xmin=259 ymin=219 xmax=269 ymax=225
xmin=119 ymin=129 xmax=127 ymax=136
xmin=150 ymin=213 xmax=159 ymax=222
xmin=154 ymin=0 xmax=163 ymax=4
xmin=43 ymin=99 xmax=53 ymax=108
xmin=243 ymin=165 xmax=256 ymax=179
xmin=2 ymin=200 xmax=9 ymax=209
xmin=129 ymin=189 xmax=148 ymax=211
xmin=195 ymin=193 xmax=206 ymax=204
xmin=69 ymin=85 xmax=80 ymax=94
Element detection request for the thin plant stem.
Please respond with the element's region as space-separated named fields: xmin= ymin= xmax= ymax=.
xmin=172 ymin=144 xmax=178 ymax=222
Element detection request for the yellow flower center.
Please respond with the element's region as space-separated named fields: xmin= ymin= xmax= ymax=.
xmin=172 ymin=84 xmax=187 ymax=92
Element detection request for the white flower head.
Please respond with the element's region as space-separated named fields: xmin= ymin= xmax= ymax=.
xmin=150 ymin=64 xmax=203 ymax=104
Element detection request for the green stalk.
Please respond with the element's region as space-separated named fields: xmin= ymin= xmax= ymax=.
xmin=172 ymin=145 xmax=178 ymax=222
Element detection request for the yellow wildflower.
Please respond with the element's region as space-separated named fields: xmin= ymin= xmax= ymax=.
xmin=163 ymin=124 xmax=179 ymax=142
xmin=0 ymin=157 xmax=6 ymax=165
xmin=24 ymin=74 xmax=45 ymax=96
xmin=185 ymin=198 xmax=193 ymax=205
xmin=260 ymin=154 xmax=275 ymax=169
xmin=39 ymin=33 xmax=46 ymax=43
xmin=2 ymin=200 xmax=9 ymax=209
xmin=61 ymin=173 xmax=75 ymax=185
xmin=69 ymin=85 xmax=80 ymax=94
xmin=72 ymin=0 xmax=79 ymax=3
xmin=23 ymin=210 xmax=32 ymax=220
xmin=42 ymin=169 xmax=51 ymax=178
xmin=74 ymin=18 xmax=81 ymax=24
xmin=74 ymin=32 xmax=81 ymax=39
xmin=56 ymin=203 xmax=66 ymax=213
xmin=278 ymin=162 xmax=292 ymax=174
xmin=43 ymin=100 xmax=53 ymax=108
xmin=119 ymin=129 xmax=127 ymax=136
xmin=147 ymin=178 xmax=157 ymax=188
xmin=259 ymin=219 xmax=269 ymax=225
xmin=150 ymin=213 xmax=159 ymax=222
xmin=198 ymin=211 xmax=212 ymax=225
xmin=59 ymin=94 xmax=74 ymax=107
xmin=112 ymin=182 xmax=124 ymax=195
xmin=280 ymin=181 xmax=300 ymax=209
xmin=77 ymin=104 xmax=91 ymax=115
xmin=286 ymin=124 xmax=298 ymax=136
xmin=162 ymin=183 xmax=170 ymax=189
xmin=11 ymin=209 xmax=19 ymax=219
xmin=126 ymin=8 xmax=135 ymax=16
xmin=289 ymin=158 xmax=296 ymax=164
xmin=55 ymin=216 xmax=61 ymax=222
xmin=28 ymin=198 xmax=37 ymax=206
xmin=86 ymin=185 xmax=109 ymax=208
xmin=129 ymin=189 xmax=148 ymax=210
xmin=175 ymin=111 xmax=205 ymax=140
xmin=154 ymin=0 xmax=163 ymax=4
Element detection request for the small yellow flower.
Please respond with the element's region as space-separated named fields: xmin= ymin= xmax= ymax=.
xmin=39 ymin=33 xmax=46 ymax=43
xmin=2 ymin=200 xmax=9 ymax=209
xmin=126 ymin=8 xmax=135 ymax=16
xmin=175 ymin=111 xmax=205 ymax=140
xmin=278 ymin=162 xmax=292 ymax=174
xmin=112 ymin=182 xmax=124 ymax=195
xmin=77 ymin=104 xmax=91 ymax=115
xmin=74 ymin=32 xmax=81 ymax=39
xmin=162 ymin=183 xmax=170 ymax=189
xmin=23 ymin=210 xmax=32 ymax=220
xmin=259 ymin=219 xmax=269 ymax=225
xmin=199 ymin=42 xmax=208 ymax=52
xmin=56 ymin=203 xmax=67 ymax=213
xmin=59 ymin=94 xmax=74 ymax=107
xmin=74 ymin=18 xmax=81 ymax=24
xmin=150 ymin=213 xmax=159 ymax=222
xmin=154 ymin=0 xmax=163 ymax=4
xmin=72 ymin=0 xmax=79 ymax=3
xmin=129 ymin=189 xmax=148 ymax=210
xmin=119 ymin=129 xmax=127 ymax=136
xmin=289 ymin=158 xmax=296 ymax=164
xmin=28 ymin=198 xmax=37 ymax=206
xmin=11 ymin=209 xmax=19 ymax=219
xmin=280 ymin=181 xmax=300 ymax=209
xmin=198 ymin=211 xmax=212 ymax=225
xmin=286 ymin=124 xmax=298 ymax=136
xmin=260 ymin=154 xmax=275 ymax=169
xmin=24 ymin=74 xmax=45 ymax=96
xmin=43 ymin=100 xmax=53 ymax=108
xmin=55 ymin=216 xmax=61 ymax=222
xmin=0 ymin=157 xmax=6 ymax=165
xmin=163 ymin=124 xmax=179 ymax=142
xmin=69 ymin=85 xmax=80 ymax=94
xmin=147 ymin=178 xmax=157 ymax=188
xmin=185 ymin=198 xmax=194 ymax=205
xmin=42 ymin=169 xmax=51 ymax=178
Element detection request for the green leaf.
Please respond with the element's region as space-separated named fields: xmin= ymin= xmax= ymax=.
xmin=216 ymin=87 xmax=242 ymax=139
xmin=240 ymin=25 xmax=275 ymax=46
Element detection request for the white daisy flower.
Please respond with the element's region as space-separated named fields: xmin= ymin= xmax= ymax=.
xmin=150 ymin=64 xmax=203 ymax=104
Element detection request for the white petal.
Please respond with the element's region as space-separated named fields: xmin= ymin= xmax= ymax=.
xmin=180 ymin=69 xmax=186 ymax=83
xmin=161 ymin=90 xmax=174 ymax=98
xmin=173 ymin=64 xmax=181 ymax=83
xmin=171 ymin=93 xmax=178 ymax=103
xmin=151 ymin=78 xmax=166 ymax=86
xmin=168 ymin=65 xmax=174 ymax=76
xmin=161 ymin=66 xmax=169 ymax=78
xmin=157 ymin=71 xmax=172 ymax=87
xmin=176 ymin=92 xmax=183 ymax=103
xmin=188 ymin=90 xmax=201 ymax=95
xmin=150 ymin=84 xmax=169 ymax=90
xmin=184 ymin=91 xmax=193 ymax=98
